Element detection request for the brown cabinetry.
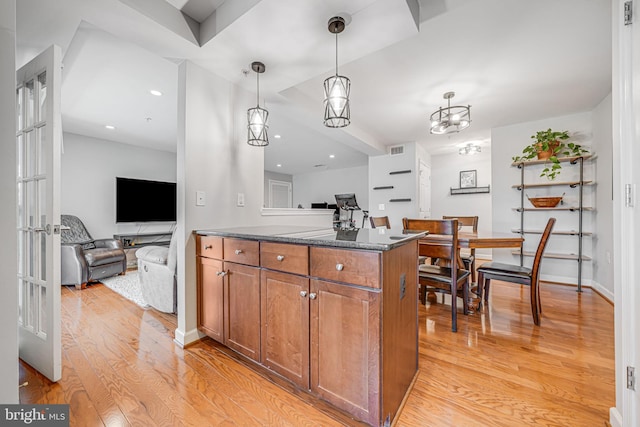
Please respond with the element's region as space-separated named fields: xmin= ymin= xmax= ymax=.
xmin=225 ymin=262 xmax=261 ymax=361
xmin=197 ymin=256 xmax=224 ymax=343
xmin=310 ymin=279 xmax=380 ymax=424
xmin=196 ymin=235 xmax=260 ymax=362
xmin=261 ymin=270 xmax=310 ymax=388
xmin=195 ymin=231 xmax=419 ymax=427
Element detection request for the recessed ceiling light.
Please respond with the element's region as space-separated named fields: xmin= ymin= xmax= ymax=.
xmin=274 ymin=134 xmax=281 ymax=139
xmin=105 ymin=125 xmax=116 ymax=130
xmin=150 ymin=90 xmax=163 ymax=96
xmin=276 ymin=164 xmax=282 ymax=167
xmin=329 ymin=154 xmax=335 ymax=158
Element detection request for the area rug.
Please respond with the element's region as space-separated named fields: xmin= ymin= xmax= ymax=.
xmin=100 ymin=272 xmax=150 ymax=308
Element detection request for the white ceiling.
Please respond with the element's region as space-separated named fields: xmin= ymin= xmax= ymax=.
xmin=16 ymin=0 xmax=612 ymax=176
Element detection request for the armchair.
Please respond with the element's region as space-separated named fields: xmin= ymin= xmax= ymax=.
xmin=61 ymin=215 xmax=127 ymax=289
xmin=135 ymin=231 xmax=177 ymax=313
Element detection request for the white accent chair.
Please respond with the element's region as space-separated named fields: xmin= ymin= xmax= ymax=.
xmin=135 ymin=231 xmax=177 ymax=313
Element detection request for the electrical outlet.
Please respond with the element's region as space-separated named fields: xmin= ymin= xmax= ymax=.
xmin=237 ymin=192 xmax=245 ymax=207
xmin=378 ymin=203 xmax=385 ymax=211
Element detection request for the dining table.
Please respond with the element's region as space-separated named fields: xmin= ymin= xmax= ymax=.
xmin=417 ymin=230 xmax=524 ymax=308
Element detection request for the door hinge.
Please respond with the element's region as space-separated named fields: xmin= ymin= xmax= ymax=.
xmin=627 ymin=366 xmax=636 ymax=390
xmin=625 ymin=1 xmax=633 ymax=25
xmin=625 ymin=184 xmax=634 ymax=207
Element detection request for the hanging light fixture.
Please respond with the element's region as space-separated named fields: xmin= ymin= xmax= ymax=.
xmin=459 ymin=143 xmax=481 ymax=155
xmin=323 ymin=16 xmax=350 ymax=128
xmin=247 ymin=61 xmax=268 ymax=146
xmin=430 ymin=92 xmax=471 ymax=135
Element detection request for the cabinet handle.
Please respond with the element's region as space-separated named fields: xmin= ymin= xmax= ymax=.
xmin=309 ymin=293 xmax=317 ymax=300
xmin=300 ymin=291 xmax=308 ymax=298
xmin=276 ymin=255 xmax=285 ymax=262
xmin=216 ymin=271 xmax=227 ymax=277
xmin=235 ymin=249 xmax=243 ymax=255
xmin=204 ymin=245 xmax=212 ymax=250
xmin=335 ymin=263 xmax=344 ymax=271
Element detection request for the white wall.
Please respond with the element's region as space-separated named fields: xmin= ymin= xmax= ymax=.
xmin=430 ymin=147 xmax=493 ymax=258
xmin=176 ymin=61 xmax=329 ymax=346
xmin=368 ymin=142 xmax=420 ymax=229
xmin=0 ymin=0 xmax=18 ymax=404
xmin=592 ymin=93 xmax=614 ymax=296
xmin=293 ymin=165 xmax=369 ymax=226
xmin=61 ymin=132 xmax=177 ymax=239
xmin=491 ymin=112 xmax=595 ymax=285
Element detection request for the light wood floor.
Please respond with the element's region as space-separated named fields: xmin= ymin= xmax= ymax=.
xmin=19 ymin=274 xmax=614 ymax=426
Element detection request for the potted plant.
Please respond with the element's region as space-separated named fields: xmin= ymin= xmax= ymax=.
xmin=512 ymin=128 xmax=589 ymax=180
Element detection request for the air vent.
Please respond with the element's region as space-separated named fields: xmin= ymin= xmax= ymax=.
xmin=389 ymin=145 xmax=405 ymax=156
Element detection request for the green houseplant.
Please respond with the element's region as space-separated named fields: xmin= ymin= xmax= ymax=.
xmin=512 ymin=128 xmax=588 ymax=180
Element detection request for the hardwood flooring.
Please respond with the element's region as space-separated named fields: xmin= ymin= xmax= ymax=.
xmin=19 ymin=274 xmax=614 ymax=426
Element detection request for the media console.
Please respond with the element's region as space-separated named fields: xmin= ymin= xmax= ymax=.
xmin=114 ymin=232 xmax=173 ymax=268
xmin=113 ymin=231 xmax=173 ymax=249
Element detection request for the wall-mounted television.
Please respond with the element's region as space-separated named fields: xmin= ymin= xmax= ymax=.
xmin=116 ymin=177 xmax=177 ymax=223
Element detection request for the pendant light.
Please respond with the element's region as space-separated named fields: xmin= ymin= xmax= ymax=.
xmin=323 ymin=16 xmax=350 ymax=128
xmin=247 ymin=61 xmax=269 ymax=146
xmin=430 ymin=92 xmax=471 ymax=135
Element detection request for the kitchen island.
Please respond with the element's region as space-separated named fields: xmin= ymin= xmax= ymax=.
xmin=194 ymin=226 xmax=424 ymax=426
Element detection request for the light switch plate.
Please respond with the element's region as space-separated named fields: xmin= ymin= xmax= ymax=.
xmin=378 ymin=203 xmax=385 ymax=211
xmin=237 ymin=192 xmax=245 ymax=207
xmin=196 ymin=191 xmax=205 ymax=206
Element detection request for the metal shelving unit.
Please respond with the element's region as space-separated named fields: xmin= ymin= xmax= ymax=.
xmin=512 ymin=154 xmax=594 ymax=291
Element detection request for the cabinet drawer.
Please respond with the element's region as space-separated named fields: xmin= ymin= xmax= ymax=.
xmin=310 ymin=247 xmax=381 ymax=289
xmin=261 ymin=242 xmax=309 ymax=276
xmin=197 ymin=235 xmax=223 ymax=259
xmin=223 ymin=238 xmax=259 ymax=266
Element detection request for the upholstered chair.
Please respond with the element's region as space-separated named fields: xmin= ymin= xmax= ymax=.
xmin=61 ymin=215 xmax=127 ymax=289
xmin=136 ymin=231 xmax=177 ymax=313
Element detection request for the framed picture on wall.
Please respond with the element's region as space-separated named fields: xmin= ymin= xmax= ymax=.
xmin=460 ymin=170 xmax=477 ymax=188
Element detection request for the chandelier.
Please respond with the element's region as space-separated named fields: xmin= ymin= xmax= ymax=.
xmin=323 ymin=16 xmax=350 ymax=128
xmin=247 ymin=61 xmax=269 ymax=146
xmin=430 ymin=92 xmax=471 ymax=135
xmin=459 ymin=143 xmax=481 ymax=155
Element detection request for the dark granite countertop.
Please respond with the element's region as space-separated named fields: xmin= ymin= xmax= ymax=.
xmin=194 ymin=225 xmax=426 ymax=251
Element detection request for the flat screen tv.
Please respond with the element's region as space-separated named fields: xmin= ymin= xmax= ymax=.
xmin=116 ymin=177 xmax=177 ymax=223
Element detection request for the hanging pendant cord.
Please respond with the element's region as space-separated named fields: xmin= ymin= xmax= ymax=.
xmin=335 ymin=33 xmax=339 ymax=76
xmin=256 ymin=71 xmax=260 ymax=107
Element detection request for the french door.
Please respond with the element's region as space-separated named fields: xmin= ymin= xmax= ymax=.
xmin=16 ymin=45 xmax=62 ymax=382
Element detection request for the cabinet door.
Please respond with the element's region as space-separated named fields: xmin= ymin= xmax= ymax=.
xmin=261 ymin=270 xmax=310 ymax=389
xmin=197 ymin=257 xmax=224 ymax=343
xmin=310 ymin=279 xmax=380 ymax=425
xmin=225 ymin=262 xmax=261 ymax=361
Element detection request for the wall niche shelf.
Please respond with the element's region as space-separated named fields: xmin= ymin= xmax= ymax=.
xmin=450 ymin=185 xmax=490 ymax=195
xmin=512 ymin=154 xmax=594 ymax=291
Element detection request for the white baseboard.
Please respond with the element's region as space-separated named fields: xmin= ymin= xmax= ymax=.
xmin=609 ymin=407 xmax=622 ymax=427
xmin=174 ymin=327 xmax=202 ymax=348
xmin=589 ymin=280 xmax=614 ymax=303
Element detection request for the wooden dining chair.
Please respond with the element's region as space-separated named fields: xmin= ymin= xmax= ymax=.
xmin=369 ymin=216 xmax=391 ymax=229
xmin=442 ymin=215 xmax=479 ymax=285
xmin=476 ymin=218 xmax=556 ymax=326
xmin=402 ymin=218 xmax=471 ymax=332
